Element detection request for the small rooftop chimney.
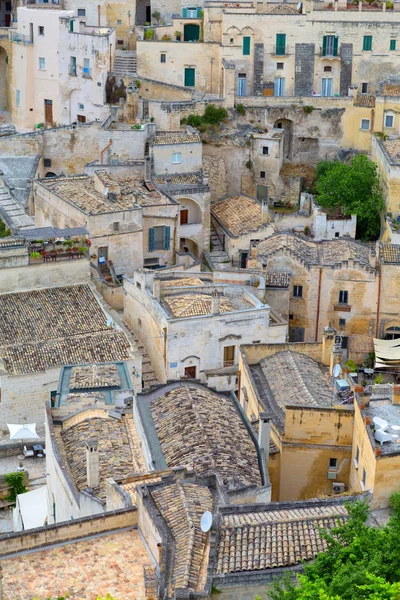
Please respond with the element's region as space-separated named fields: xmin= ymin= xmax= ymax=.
xmin=258 ymin=412 xmax=271 ymax=464
xmin=153 ymin=277 xmax=161 ymax=301
xmin=261 ymin=197 xmax=270 ymax=224
xmin=86 ymin=439 xmax=99 ymax=489
xmin=211 ymin=289 xmax=220 ymax=315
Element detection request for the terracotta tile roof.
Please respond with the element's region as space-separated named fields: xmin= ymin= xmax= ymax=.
xmin=264 ymin=3 xmax=299 ymax=14
xmin=163 ymin=293 xmax=235 ymax=318
xmin=212 ymin=196 xmax=262 ymax=237
xmin=69 ymin=363 xmax=120 ymax=389
xmin=160 ymin=277 xmax=204 ymax=288
xmin=151 ymin=480 xmax=213 ymax=592
xmin=259 ymin=351 xmax=332 ymax=410
xmin=59 ymin=412 xmax=146 ymax=502
xmin=216 ymin=503 xmax=348 ymax=573
xmin=153 ymin=133 xmax=201 ymax=145
xmin=381 ymin=244 xmax=400 ymax=263
xmin=0 ymin=285 xmax=131 ymax=375
xmin=154 ymin=173 xmax=201 ymax=185
xmin=383 ymin=139 xmax=400 ymax=163
xmin=150 ymin=385 xmax=262 ymax=487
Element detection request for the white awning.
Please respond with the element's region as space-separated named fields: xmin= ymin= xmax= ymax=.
xmin=14 ymin=486 xmax=48 ymax=530
xmin=373 ymin=338 xmax=400 ymax=368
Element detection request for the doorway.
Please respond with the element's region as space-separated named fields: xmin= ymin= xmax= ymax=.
xmin=237 ymin=73 xmax=247 ymax=97
xmin=223 ymin=345 xmax=235 ymax=367
xmin=184 ymin=366 xmax=196 ymax=378
xmin=184 ymin=24 xmax=200 ymax=42
xmin=98 ymin=246 xmax=108 ymax=265
xmin=180 ymin=209 xmax=189 ymax=225
xmin=184 ymin=67 xmax=195 ymax=87
xmin=44 ymin=99 xmax=53 ymax=126
xmin=240 ymin=251 xmax=248 ymax=269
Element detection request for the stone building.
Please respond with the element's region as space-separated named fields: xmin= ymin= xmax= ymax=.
xmin=10 ymin=7 xmax=115 ymax=128
xmin=0 ymin=283 xmax=140 ymax=427
xmin=123 ymin=269 xmax=287 ymax=386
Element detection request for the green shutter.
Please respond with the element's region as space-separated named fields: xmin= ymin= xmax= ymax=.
xmin=276 ymin=33 xmax=286 ymax=56
xmin=322 ymin=35 xmax=327 ymax=56
xmin=182 ymin=7 xmax=188 ymax=17
xmin=149 ymin=227 xmax=155 ymax=252
xmin=363 ymin=35 xmax=372 ymax=51
xmin=390 ymin=39 xmax=396 ymax=51
xmin=184 ymin=24 xmax=200 ymax=41
xmin=164 ymin=226 xmax=171 ymax=251
xmin=333 ymin=36 xmax=338 ymax=57
xmin=196 ymin=7 xmax=202 ymax=17
xmin=69 ymin=19 xmax=74 ymax=32
xmin=243 ymin=36 xmax=250 ymax=56
xmin=184 ymin=67 xmax=195 ymax=87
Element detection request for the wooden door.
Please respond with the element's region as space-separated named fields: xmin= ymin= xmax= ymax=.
xmin=44 ymin=99 xmax=53 ymax=126
xmin=223 ymin=345 xmax=235 ymax=367
xmin=180 ymin=209 xmax=189 ymax=225
xmin=184 ymin=68 xmax=195 ymax=87
xmin=184 ymin=366 xmax=196 ymax=379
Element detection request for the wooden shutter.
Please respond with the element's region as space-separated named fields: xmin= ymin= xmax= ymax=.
xmin=196 ymin=7 xmax=202 ymax=17
xmin=164 ymin=226 xmax=171 ymax=250
xmin=243 ymin=36 xmax=250 ymax=55
xmin=276 ymin=33 xmax=286 ymax=55
xmin=333 ymin=36 xmax=338 ymax=56
xmin=322 ymin=35 xmax=327 ymax=56
xmin=363 ymin=35 xmax=372 ymax=51
xmin=390 ymin=39 xmax=396 ymax=51
xmin=182 ymin=7 xmax=188 ymax=17
xmin=149 ymin=227 xmax=155 ymax=252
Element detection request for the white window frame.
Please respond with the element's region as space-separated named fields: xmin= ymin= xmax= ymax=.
xmin=322 ymin=78 xmax=333 ymax=97
xmin=172 ymin=152 xmax=181 ymax=164
xmin=187 ymin=7 xmax=197 ymax=17
xmin=385 ymin=113 xmax=395 ymax=128
xmin=274 ymin=77 xmax=285 ymax=97
xmin=360 ymin=119 xmax=370 ymax=131
xmin=117 ymin=19 xmax=122 ymax=25
xmin=39 ymin=57 xmax=45 ymax=70
xmin=77 ymin=8 xmax=86 ymax=16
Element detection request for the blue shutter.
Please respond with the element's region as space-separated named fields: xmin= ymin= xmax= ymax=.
xmin=196 ymin=7 xmax=202 ymax=17
xmin=164 ymin=226 xmax=171 ymax=250
xmin=182 ymin=7 xmax=188 ymax=17
xmin=149 ymin=227 xmax=155 ymax=252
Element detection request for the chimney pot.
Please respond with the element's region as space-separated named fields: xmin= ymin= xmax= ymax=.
xmin=86 ymin=439 xmax=99 ymax=489
xmin=211 ymin=289 xmax=220 ymax=314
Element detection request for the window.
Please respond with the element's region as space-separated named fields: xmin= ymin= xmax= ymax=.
xmin=363 ymin=35 xmax=372 ymax=51
xmin=83 ymin=58 xmax=90 ymax=77
xmin=136 ymin=281 xmax=142 ymax=290
xmin=339 ymin=318 xmax=346 ymax=328
xmin=243 ymin=36 xmax=250 ymax=55
xmin=117 ymin=39 xmax=124 ymax=45
xmin=113 ymin=222 xmax=119 ymax=232
xmin=187 ymin=7 xmax=197 ymax=17
xmin=16 ymin=89 xmax=20 ymax=107
xmin=289 ymin=326 xmax=305 ymax=342
xmin=38 ymin=26 xmax=44 ymax=36
xmin=322 ymin=35 xmax=338 ymax=57
xmin=277 ymin=62 xmax=284 ymax=69
xmin=260 ymin=171 xmax=266 ymax=179
xmin=77 ymin=114 xmax=86 ymax=123
xmin=274 ymin=77 xmax=285 ymax=97
xmin=385 ymin=113 xmax=394 ymax=128
xmin=324 ymin=65 xmax=332 ymax=72
xmin=39 ymin=57 xmax=45 ymax=70
xmin=223 ymin=345 xmax=235 ymax=367
xmin=390 ymin=39 xmax=396 ymax=51
xmin=172 ymin=152 xmax=181 ymax=164
xmin=230 ymin=38 xmax=234 ymax=43
xmin=69 ymin=19 xmax=74 ymax=32
xmin=338 ymin=290 xmax=348 ymax=305
xmin=335 ymin=231 xmax=340 ymax=237
xmin=362 ymin=467 xmax=367 ymax=487
xmin=237 ymin=73 xmax=247 ymax=97
xmin=289 ymin=314 xmax=294 ymax=320
xmin=117 ymin=19 xmax=122 ymax=25
xmin=78 ymin=103 xmax=84 ymax=110
xmin=361 ymin=82 xmax=368 ymax=94
xmin=354 ymin=445 xmax=360 ymax=468
xmin=262 ymin=146 xmax=269 ymax=155
xmin=44 ymin=158 xmax=51 ymax=167
xmin=70 ymin=56 xmax=77 ymax=76
xmin=329 ymin=458 xmax=338 ymax=469
xmin=293 ymin=285 xmax=303 ymax=298
xmin=77 ymin=8 xmax=86 ymax=16
xmin=275 ymin=33 xmax=286 ymax=55
xmin=148 ymin=226 xmax=171 ymax=251
xmin=160 ymin=53 xmax=166 ymax=63
xmin=360 ymin=118 xmax=370 ymax=131
xmin=5 ymin=1 xmax=11 ymax=9
xmin=322 ymin=78 xmax=333 ymax=97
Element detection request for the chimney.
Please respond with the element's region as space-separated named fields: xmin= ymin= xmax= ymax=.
xmin=261 ymin=197 xmax=270 ymax=224
xmin=86 ymin=440 xmax=99 ymax=489
xmin=258 ymin=412 xmax=271 ymax=464
xmin=330 ymin=336 xmax=343 ymax=375
xmin=321 ymin=322 xmax=337 ymax=366
xmin=211 ymin=289 xmax=220 ymax=314
xmin=153 ymin=277 xmax=160 ymax=300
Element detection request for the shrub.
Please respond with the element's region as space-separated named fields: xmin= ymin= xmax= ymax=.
xmin=245 ymin=159 xmax=253 ymax=169
xmin=386 ymin=1 xmax=394 ymax=8
xmin=203 ymin=104 xmax=227 ymax=124
xmin=304 ymin=225 xmax=311 ymax=236
xmin=161 ymin=34 xmax=171 ymax=41
xmin=144 ymin=28 xmax=154 ymax=40
xmin=131 ymin=123 xmax=142 ymax=130
xmin=186 ymin=114 xmax=202 ymax=127
xmin=374 ymin=373 xmax=384 ymax=384
xmin=5 ymin=472 xmax=27 ymax=503
xmin=134 ymin=79 xmax=141 ymax=89
xmin=30 ymin=251 xmax=41 ymax=259
xmin=344 ymin=359 xmax=357 ymax=372
xmin=303 ymin=105 xmax=314 ymax=114
xmin=236 ymin=103 xmax=246 ymax=115
xmin=151 ymin=9 xmax=160 ymax=21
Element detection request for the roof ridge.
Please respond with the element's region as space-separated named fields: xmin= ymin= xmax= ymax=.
xmin=286 ymin=351 xmax=317 ymax=406
xmin=176 ymin=480 xmax=196 ymax=588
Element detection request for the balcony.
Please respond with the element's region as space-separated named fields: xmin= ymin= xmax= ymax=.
xmin=271 ymin=45 xmax=290 ymax=57
xmin=334 ymin=303 xmax=351 ymax=312
xmin=10 ymin=31 xmax=33 ymax=44
xmin=179 ymin=221 xmax=202 ymax=237
xmin=320 ymin=48 xmax=341 ymax=59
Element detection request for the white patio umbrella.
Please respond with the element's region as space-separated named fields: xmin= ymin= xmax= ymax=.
xmin=7 ymin=423 xmax=39 ymax=456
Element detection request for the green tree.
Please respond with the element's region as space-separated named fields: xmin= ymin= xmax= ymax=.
xmin=259 ymin=493 xmax=400 ymax=600
xmin=315 ymin=154 xmax=384 ymax=241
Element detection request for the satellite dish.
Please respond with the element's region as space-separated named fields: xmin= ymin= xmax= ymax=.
xmin=200 ymin=511 xmax=213 ymax=533
xmin=333 ymin=364 xmax=340 ymax=378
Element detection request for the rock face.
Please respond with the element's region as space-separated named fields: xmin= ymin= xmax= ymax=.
xmin=0 ymin=124 xmax=16 ymax=137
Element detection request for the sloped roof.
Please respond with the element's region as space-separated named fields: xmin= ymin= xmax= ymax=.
xmin=381 ymin=244 xmax=400 ymax=264
xmin=163 ymin=292 xmax=235 ymax=318
xmin=212 ymin=196 xmax=262 ymax=237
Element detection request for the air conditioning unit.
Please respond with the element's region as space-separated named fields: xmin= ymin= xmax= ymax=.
xmin=332 ymin=482 xmax=345 ymax=494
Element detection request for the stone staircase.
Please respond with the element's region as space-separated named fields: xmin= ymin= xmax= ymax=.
xmin=113 ymin=50 xmax=137 ymax=76
xmin=208 ymin=224 xmax=230 ymax=267
xmin=0 ymin=180 xmax=34 ymax=230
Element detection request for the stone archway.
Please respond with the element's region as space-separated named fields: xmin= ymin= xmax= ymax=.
xmin=0 ymin=45 xmax=9 ymax=110
xmin=274 ymin=118 xmax=293 ymax=160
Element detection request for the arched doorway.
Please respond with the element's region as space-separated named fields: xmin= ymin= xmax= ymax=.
xmin=274 ymin=118 xmax=293 ymax=160
xmin=0 ymin=46 xmax=9 ymax=110
xmin=184 ymin=24 xmax=200 ymax=42
xmin=180 ymin=237 xmax=198 ymax=256
xmin=384 ymin=326 xmax=400 ymax=340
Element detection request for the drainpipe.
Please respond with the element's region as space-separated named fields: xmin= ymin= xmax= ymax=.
xmin=100 ymin=139 xmax=112 ymax=165
xmin=98 ymin=4 xmax=101 ymax=26
xmin=375 ymin=271 xmax=382 ymax=338
xmin=315 ymin=267 xmax=322 ymax=341
xmin=371 ymin=108 xmax=375 ymax=133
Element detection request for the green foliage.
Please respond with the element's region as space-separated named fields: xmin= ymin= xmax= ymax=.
xmin=363 ymin=351 xmax=375 ymax=368
xmin=259 ymin=494 xmax=400 ymax=600
xmin=245 ymin=159 xmax=253 ymax=170
xmin=134 ymin=79 xmax=141 ymax=89
xmin=5 ymin=472 xmax=27 ymax=502
xmin=303 ymin=105 xmax=315 ymax=114
xmin=304 ymin=225 xmax=311 ymax=236
xmin=315 ymin=155 xmax=384 ymax=241
xmin=182 ymin=105 xmax=227 ymax=130
xmin=131 ymin=124 xmax=142 ymax=130
xmin=29 ymin=251 xmax=42 ymax=259
xmin=236 ymin=103 xmax=246 ymax=115
xmin=96 ymin=595 xmax=117 ymax=600
xmin=144 ymin=28 xmax=154 ymax=40
xmin=374 ymin=373 xmax=384 ymax=384
xmin=0 ymin=219 xmax=10 ymax=238
xmin=32 ymin=595 xmax=70 ymax=600
xmin=151 ymin=9 xmax=160 ymax=21
xmin=344 ymin=359 xmax=357 ymax=372
xmin=184 ymin=114 xmax=202 ymax=127
xmin=386 ymin=1 xmax=394 ymax=9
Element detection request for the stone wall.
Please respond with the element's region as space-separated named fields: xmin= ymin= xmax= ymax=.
xmin=294 ymin=43 xmax=315 ymax=97
xmin=0 ymin=258 xmax=90 ymax=294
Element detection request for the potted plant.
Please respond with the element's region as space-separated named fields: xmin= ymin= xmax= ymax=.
xmin=29 ymin=251 xmax=42 ymax=262
xmin=161 ymin=34 xmax=171 ymax=41
xmin=175 ymin=30 xmax=182 ymax=41
xmin=79 ymin=246 xmax=88 ymax=256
